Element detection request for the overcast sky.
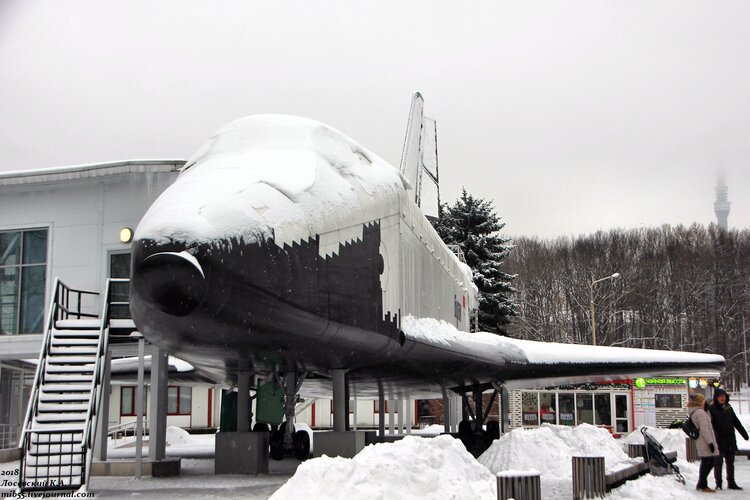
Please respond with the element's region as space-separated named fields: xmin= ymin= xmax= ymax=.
xmin=1 ymin=1 xmax=748 ymax=237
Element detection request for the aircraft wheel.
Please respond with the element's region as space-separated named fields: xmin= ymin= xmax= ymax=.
xmin=293 ymin=430 xmax=311 ymax=460
xmin=269 ymin=430 xmax=285 ymax=460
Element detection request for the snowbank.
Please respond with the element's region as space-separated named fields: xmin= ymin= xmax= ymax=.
xmin=622 ymin=426 xmax=689 ymax=460
xmin=412 ymin=424 xmax=446 ymax=435
xmin=165 ymin=426 xmax=194 ymax=446
xmin=479 ymin=424 xmax=634 ymax=498
xmin=270 ymin=435 xmax=496 ymax=500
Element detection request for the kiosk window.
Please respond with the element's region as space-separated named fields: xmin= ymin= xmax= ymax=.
xmin=655 ymin=394 xmax=682 ymax=408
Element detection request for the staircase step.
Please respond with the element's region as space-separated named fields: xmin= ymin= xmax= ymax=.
xmin=41 ymin=384 xmax=92 ymax=393
xmin=24 ymin=456 xmax=83 ymax=467
xmin=42 ymin=376 xmax=93 ymax=385
xmin=40 ymin=392 xmax=91 ymax=403
xmin=29 ymin=422 xmax=85 ymax=432
xmin=55 ymin=319 xmax=102 ymax=330
xmin=52 ymin=329 xmax=100 ymax=338
xmin=29 ymin=433 xmax=83 ymax=445
xmin=46 ymin=355 xmax=97 ymax=365
xmin=38 ymin=402 xmax=89 ymax=413
xmin=45 ymin=364 xmax=94 ymax=374
xmin=34 ymin=413 xmax=87 ymax=424
xmin=49 ymin=345 xmax=98 ymax=355
xmin=50 ymin=337 xmax=99 ymax=347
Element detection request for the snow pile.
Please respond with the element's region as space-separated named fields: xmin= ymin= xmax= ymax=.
xmin=400 ymin=316 xmax=724 ymax=367
xmin=412 ymin=424 xmax=446 ymax=435
xmin=165 ymin=426 xmax=194 ymax=446
xmin=479 ymin=424 xmax=633 ymax=498
xmin=270 ymin=435 xmax=496 ymax=500
xmin=622 ymin=426 xmax=689 ymax=460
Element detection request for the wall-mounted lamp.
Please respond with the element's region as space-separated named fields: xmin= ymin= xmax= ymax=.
xmin=120 ymin=227 xmax=134 ymax=244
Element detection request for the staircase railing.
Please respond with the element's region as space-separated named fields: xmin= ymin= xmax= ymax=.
xmin=108 ymin=418 xmax=149 ymax=448
xmin=17 ymin=278 xmax=101 ymax=492
xmin=81 ymin=278 xmax=128 ymax=489
xmin=18 ymin=279 xmax=99 ymax=449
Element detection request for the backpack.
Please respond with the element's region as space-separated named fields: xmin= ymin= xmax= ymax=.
xmin=681 ymin=413 xmax=700 ymax=440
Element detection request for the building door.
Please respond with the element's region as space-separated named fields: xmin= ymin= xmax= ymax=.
xmin=109 ymin=252 xmax=131 ymax=319
xmin=614 ymin=394 xmax=630 ymax=433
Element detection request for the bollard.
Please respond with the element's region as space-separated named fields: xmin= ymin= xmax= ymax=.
xmin=685 ymin=437 xmax=698 ymax=462
xmin=496 ymin=471 xmax=541 ymax=500
xmin=572 ymin=456 xmax=605 ymax=499
xmin=627 ymin=444 xmax=645 ymax=460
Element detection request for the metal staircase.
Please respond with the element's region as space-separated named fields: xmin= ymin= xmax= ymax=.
xmin=18 ymin=278 xmax=128 ymax=493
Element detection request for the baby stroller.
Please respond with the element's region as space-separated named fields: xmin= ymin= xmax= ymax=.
xmin=640 ymin=427 xmax=685 ymax=484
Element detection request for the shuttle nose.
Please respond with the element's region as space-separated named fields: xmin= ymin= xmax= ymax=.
xmin=132 ymin=251 xmax=206 ymax=317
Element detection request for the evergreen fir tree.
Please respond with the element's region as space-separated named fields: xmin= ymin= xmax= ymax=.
xmin=434 ymin=189 xmax=516 ymax=333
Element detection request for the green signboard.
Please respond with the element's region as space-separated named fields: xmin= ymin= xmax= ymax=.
xmin=634 ymin=377 xmax=686 ymax=389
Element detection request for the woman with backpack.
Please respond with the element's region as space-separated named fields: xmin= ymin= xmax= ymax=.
xmin=688 ymin=393 xmax=720 ymax=493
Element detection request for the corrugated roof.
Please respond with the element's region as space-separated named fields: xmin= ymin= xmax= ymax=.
xmin=0 ymin=159 xmax=186 ymax=187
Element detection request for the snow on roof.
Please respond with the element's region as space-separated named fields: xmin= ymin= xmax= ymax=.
xmin=401 ymin=315 xmax=725 ymax=366
xmin=135 ymin=115 xmax=406 ymax=247
xmin=0 ymin=159 xmax=185 ymax=187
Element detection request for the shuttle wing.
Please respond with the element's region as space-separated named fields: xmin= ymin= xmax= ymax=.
xmin=396 ymin=316 xmax=723 ymax=393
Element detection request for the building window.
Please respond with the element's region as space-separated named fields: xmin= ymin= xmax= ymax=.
xmin=120 ymin=386 xmax=147 ymax=417
xmin=168 ymin=386 xmax=191 ymax=415
xmin=539 ymin=392 xmax=557 ymax=424
xmin=576 ymin=393 xmax=594 ymax=425
xmin=558 ymin=393 xmax=575 ymax=426
xmin=0 ymin=229 xmax=48 ymax=335
xmin=594 ymin=393 xmax=612 ymax=427
xmin=655 ymin=394 xmax=682 ymax=408
xmin=373 ymin=400 xmax=398 ymax=413
xmin=521 ymin=392 xmax=539 ymax=426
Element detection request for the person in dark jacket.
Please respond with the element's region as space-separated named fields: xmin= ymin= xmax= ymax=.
xmin=708 ymin=387 xmax=749 ymax=490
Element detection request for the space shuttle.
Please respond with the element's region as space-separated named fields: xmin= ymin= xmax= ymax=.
xmin=129 ymin=93 xmax=723 ymax=454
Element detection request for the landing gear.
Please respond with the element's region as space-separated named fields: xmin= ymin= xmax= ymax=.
xmin=268 ymin=370 xmax=309 ymax=461
xmin=293 ymin=430 xmax=311 ymax=460
xmin=457 ymin=385 xmax=500 ymax=457
xmin=269 ymin=423 xmax=285 ymax=461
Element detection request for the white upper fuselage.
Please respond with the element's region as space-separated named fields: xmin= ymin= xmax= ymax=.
xmin=137 ymin=115 xmax=405 ymax=252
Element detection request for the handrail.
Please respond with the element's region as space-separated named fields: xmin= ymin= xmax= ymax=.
xmin=81 ymin=278 xmax=131 ymax=488
xmin=108 ymin=418 xmax=149 ymax=447
xmin=18 ymin=278 xmax=61 ymax=447
xmin=82 ymin=280 xmax=117 ymax=450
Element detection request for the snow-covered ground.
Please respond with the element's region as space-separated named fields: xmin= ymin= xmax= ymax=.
xmin=2 ymin=423 xmax=750 ymax=499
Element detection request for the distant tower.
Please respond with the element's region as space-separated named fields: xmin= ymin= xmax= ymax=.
xmin=714 ymin=171 xmax=730 ymax=230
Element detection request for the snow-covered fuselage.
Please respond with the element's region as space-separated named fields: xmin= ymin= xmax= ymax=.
xmin=130 ymin=115 xmax=477 ymax=394
xmin=131 ymin=114 xmax=724 ymax=398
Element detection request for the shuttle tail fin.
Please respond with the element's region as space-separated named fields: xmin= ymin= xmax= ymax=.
xmin=399 ymin=92 xmax=440 ymax=221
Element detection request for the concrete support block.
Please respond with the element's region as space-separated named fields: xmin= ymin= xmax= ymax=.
xmin=215 ymin=432 xmax=269 ymax=475
xmin=90 ymin=457 xmax=180 ymax=477
xmin=314 ymin=431 xmax=371 ymax=458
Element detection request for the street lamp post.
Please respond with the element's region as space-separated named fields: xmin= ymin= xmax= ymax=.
xmin=589 ymin=272 xmax=621 ymax=346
